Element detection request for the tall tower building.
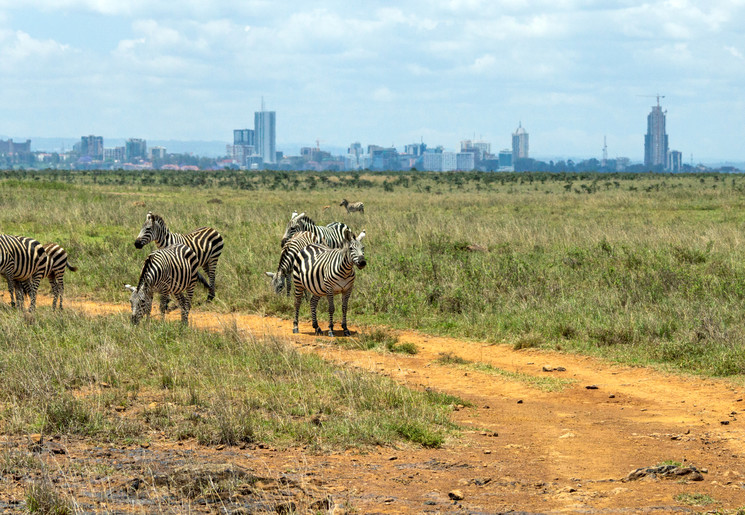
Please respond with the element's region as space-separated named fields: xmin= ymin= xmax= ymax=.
xmin=512 ymin=123 xmax=529 ymax=159
xmin=254 ymin=106 xmax=276 ymax=164
xmin=644 ymin=96 xmax=668 ymax=168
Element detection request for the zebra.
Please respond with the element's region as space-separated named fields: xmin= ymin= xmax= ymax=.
xmin=134 ymin=211 xmax=223 ymax=302
xmin=265 ymin=231 xmax=321 ymax=296
xmin=40 ymin=243 xmax=77 ymax=310
xmin=280 ymin=212 xmax=352 ymax=249
xmin=340 ymin=199 xmax=364 ymax=214
xmin=0 ymin=234 xmax=47 ymax=312
xmin=124 ymin=244 xmax=199 ymax=325
xmin=292 ymin=228 xmax=366 ymax=337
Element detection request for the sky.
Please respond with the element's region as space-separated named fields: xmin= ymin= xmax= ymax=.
xmin=1 ymin=1 xmax=744 ymax=162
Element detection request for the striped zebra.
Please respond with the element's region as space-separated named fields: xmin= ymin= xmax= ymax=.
xmin=0 ymin=234 xmax=47 ymax=312
xmin=265 ymin=231 xmax=321 ymax=296
xmin=134 ymin=211 xmax=224 ymax=302
xmin=292 ymin=229 xmax=366 ymax=337
xmin=280 ymin=212 xmax=352 ymax=249
xmin=124 ymin=244 xmax=199 ymax=325
xmin=340 ymin=199 xmax=364 ymax=214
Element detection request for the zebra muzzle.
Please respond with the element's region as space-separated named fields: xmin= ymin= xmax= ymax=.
xmin=134 ymin=239 xmax=145 ymax=249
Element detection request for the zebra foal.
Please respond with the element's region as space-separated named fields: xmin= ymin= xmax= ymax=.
xmin=340 ymin=199 xmax=364 ymax=214
xmin=265 ymin=231 xmax=321 ymax=296
xmin=292 ymin=229 xmax=366 ymax=337
xmin=0 ymin=234 xmax=47 ymax=312
xmin=280 ymin=212 xmax=352 ymax=248
xmin=134 ymin=211 xmax=224 ymax=301
xmin=41 ymin=243 xmax=77 ymax=310
xmin=125 ymin=244 xmax=199 ymax=325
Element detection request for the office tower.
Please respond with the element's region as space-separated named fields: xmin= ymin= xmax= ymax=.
xmin=512 ymin=123 xmax=529 ymax=159
xmin=234 ymin=129 xmax=255 ymax=147
xmin=80 ymin=135 xmax=104 ymax=159
xmin=254 ymin=109 xmax=276 ymax=164
xmin=125 ymin=138 xmax=147 ymax=161
xmin=644 ymin=97 xmax=668 ymax=168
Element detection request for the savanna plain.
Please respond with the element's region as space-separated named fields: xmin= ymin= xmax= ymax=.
xmin=1 ymin=170 xmax=745 ymax=514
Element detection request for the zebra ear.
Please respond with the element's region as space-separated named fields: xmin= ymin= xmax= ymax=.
xmin=357 ymin=231 xmax=366 ymax=241
xmin=343 ymin=228 xmax=353 ymax=240
xmin=291 ymin=211 xmax=298 ymax=220
xmin=124 ymin=284 xmax=137 ymax=293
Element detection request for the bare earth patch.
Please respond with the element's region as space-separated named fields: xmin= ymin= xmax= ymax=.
xmin=2 ymin=294 xmax=745 ymax=513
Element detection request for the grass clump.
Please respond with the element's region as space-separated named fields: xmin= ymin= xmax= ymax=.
xmin=348 ymin=327 xmax=418 ymax=354
xmin=674 ymin=492 xmax=717 ymax=506
xmin=26 ymin=479 xmax=72 ymax=514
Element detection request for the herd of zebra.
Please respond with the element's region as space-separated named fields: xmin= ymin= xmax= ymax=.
xmin=1 ymin=208 xmax=366 ymax=336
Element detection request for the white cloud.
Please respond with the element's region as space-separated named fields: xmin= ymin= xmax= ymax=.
xmin=373 ymin=87 xmax=395 ymax=102
xmin=725 ymin=45 xmax=744 ymax=60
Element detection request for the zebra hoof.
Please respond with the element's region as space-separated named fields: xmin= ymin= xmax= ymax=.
xmin=328 ymin=331 xmax=335 ymax=337
xmin=314 ymin=327 xmax=323 ymax=336
xmin=292 ymin=327 xmax=299 ymax=334
xmin=343 ymin=329 xmax=351 ymax=337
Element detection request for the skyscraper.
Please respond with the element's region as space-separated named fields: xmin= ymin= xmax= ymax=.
xmin=512 ymin=123 xmax=529 ymax=160
xmin=254 ymin=109 xmax=276 ymax=164
xmin=644 ymin=97 xmax=668 ymax=168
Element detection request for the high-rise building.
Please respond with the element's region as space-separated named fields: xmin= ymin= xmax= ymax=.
xmin=79 ymin=135 xmax=103 ymax=159
xmin=667 ymin=150 xmax=682 ymax=172
xmin=644 ymin=97 xmax=668 ymax=168
xmin=234 ymin=129 xmax=255 ymax=147
xmin=512 ymin=123 xmax=529 ymax=159
xmin=498 ymin=149 xmax=513 ymax=169
xmin=125 ymin=138 xmax=147 ymax=161
xmin=254 ymin=109 xmax=276 ymax=164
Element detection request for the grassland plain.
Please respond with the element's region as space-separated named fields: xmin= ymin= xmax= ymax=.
xmin=2 ymin=170 xmax=745 ymax=380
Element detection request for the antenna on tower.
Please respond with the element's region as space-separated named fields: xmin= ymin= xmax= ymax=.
xmin=602 ymin=136 xmax=608 ymax=167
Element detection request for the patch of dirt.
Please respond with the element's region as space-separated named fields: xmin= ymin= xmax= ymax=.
xmin=3 ymin=294 xmax=745 ymax=513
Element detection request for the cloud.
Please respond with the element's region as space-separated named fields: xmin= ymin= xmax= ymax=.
xmin=372 ymin=87 xmax=395 ymax=102
xmin=725 ymin=45 xmax=744 ymax=60
xmin=0 ymin=29 xmax=71 ymax=66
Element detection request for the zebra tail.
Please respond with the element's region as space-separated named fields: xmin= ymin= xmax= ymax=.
xmin=66 ymin=262 xmax=78 ymax=272
xmin=196 ymin=271 xmax=210 ymax=288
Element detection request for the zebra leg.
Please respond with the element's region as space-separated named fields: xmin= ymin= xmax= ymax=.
xmin=293 ymin=288 xmax=304 ymax=334
xmin=58 ymin=278 xmax=65 ymax=310
xmin=327 ymin=291 xmax=335 ymax=337
xmin=310 ymin=295 xmax=322 ymax=335
xmin=175 ymin=293 xmax=190 ymax=326
xmin=50 ymin=276 xmax=59 ymax=311
xmin=5 ymin=277 xmax=16 ymax=308
xmin=204 ymin=261 xmax=217 ymax=302
xmin=27 ymin=278 xmax=41 ymax=313
xmin=159 ymin=294 xmax=169 ymax=319
xmin=341 ymin=290 xmax=352 ymax=336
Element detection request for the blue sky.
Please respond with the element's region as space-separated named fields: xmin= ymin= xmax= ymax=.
xmin=1 ymin=1 xmax=743 ymax=161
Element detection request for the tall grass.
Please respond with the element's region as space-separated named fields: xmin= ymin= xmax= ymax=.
xmin=2 ymin=171 xmax=745 ymax=379
xmin=0 ymin=311 xmax=457 ymax=449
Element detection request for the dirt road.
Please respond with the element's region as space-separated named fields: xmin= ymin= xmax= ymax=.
xmin=6 ymin=295 xmax=745 ymax=513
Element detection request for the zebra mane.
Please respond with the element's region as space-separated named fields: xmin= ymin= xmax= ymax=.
xmin=136 ymin=254 xmax=154 ymax=290
xmin=293 ymin=213 xmax=317 ymax=229
xmin=148 ymin=212 xmax=167 ymax=229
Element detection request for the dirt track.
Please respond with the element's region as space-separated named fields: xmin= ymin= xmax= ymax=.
xmin=6 ymin=295 xmax=745 ymax=513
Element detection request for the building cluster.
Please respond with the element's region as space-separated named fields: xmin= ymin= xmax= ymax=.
xmin=0 ymin=97 xmax=723 ymax=173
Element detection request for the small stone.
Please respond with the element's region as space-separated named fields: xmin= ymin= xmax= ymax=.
xmin=448 ymin=489 xmax=465 ymax=501
xmin=140 ymin=442 xmax=150 ymax=449
xmin=483 ymin=450 xmax=492 ymax=454
xmin=517 ymin=400 xmax=523 ymax=404
xmin=721 ymin=420 xmax=730 ymax=425
xmin=114 ymin=405 xmax=126 ymax=412
xmin=585 ymin=385 xmax=599 ymax=390
xmin=609 ymin=394 xmax=616 ymax=399
xmin=388 ymin=456 xmax=398 ymax=461
xmin=216 ymin=444 xmax=225 ymax=450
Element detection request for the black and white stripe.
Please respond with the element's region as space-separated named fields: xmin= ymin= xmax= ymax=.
xmin=340 ymin=199 xmax=364 ymax=213
xmin=134 ymin=211 xmax=224 ymax=301
xmin=0 ymin=234 xmax=47 ymax=312
xmin=292 ymin=229 xmax=366 ymax=336
xmin=125 ymin=244 xmax=199 ymax=325
xmin=40 ymin=243 xmax=77 ymax=310
xmin=280 ymin=212 xmax=352 ymax=249
xmin=265 ymin=231 xmax=321 ymax=296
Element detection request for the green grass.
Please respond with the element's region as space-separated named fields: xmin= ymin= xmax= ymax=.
xmin=347 ymin=327 xmax=418 ymax=354
xmin=434 ymin=353 xmax=574 ymax=392
xmin=674 ymin=492 xmax=718 ymax=506
xmin=0 ymin=311 xmax=457 ymax=449
xmin=1 ymin=170 xmax=745 ymax=381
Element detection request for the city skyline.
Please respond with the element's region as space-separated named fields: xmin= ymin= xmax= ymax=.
xmin=0 ymin=2 xmax=743 ymax=162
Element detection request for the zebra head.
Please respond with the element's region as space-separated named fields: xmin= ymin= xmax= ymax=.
xmin=346 ymin=229 xmax=366 ymax=269
xmin=135 ymin=212 xmax=162 ymax=249
xmin=280 ymin=211 xmax=306 ymax=247
xmin=340 ymin=199 xmax=348 ymax=207
xmin=264 ymin=271 xmax=286 ymax=295
xmin=125 ymin=284 xmax=152 ymax=324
